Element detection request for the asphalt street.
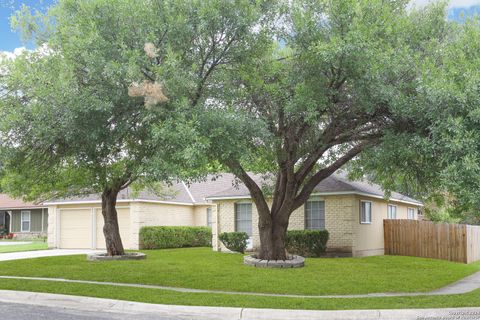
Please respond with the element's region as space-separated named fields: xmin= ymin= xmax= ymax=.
xmin=0 ymin=301 xmax=189 ymax=320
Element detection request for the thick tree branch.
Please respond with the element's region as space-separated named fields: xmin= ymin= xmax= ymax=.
xmin=224 ymin=159 xmax=271 ymax=219
xmin=293 ymin=141 xmax=376 ymax=210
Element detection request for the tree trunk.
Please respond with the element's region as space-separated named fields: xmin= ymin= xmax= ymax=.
xmin=257 ymin=207 xmax=289 ymax=260
xmin=101 ymin=187 xmax=125 ymax=256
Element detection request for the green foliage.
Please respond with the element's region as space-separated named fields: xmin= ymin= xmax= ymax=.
xmin=218 ymin=232 xmax=249 ymax=254
xmin=351 ymin=16 xmax=480 ymax=220
xmin=0 ymin=225 xmax=7 ymax=236
xmin=0 ymin=0 xmax=263 ymax=201
xmin=183 ymin=0 xmax=475 ymax=256
xmin=0 ymin=248 xmax=478 ymax=296
xmin=139 ymin=226 xmax=212 ymax=250
xmin=285 ymin=230 xmax=329 ymax=257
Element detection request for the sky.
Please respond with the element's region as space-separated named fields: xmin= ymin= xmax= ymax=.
xmin=1 ymin=0 xmax=480 ymax=52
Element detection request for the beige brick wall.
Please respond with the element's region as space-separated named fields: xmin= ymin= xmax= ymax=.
xmin=193 ymin=204 xmax=213 ymax=226
xmin=213 ymin=195 xmax=357 ymax=253
xmin=325 ymin=195 xmax=356 ymax=252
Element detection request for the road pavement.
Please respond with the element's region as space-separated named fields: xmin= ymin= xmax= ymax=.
xmin=0 ymin=300 xmax=184 ymax=319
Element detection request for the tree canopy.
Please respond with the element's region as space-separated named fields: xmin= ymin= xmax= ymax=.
xmin=351 ymin=16 xmax=480 ymax=223
xmin=1 ymin=0 xmax=479 ymax=259
xmin=184 ymin=0 xmax=478 ymax=259
xmin=0 ymin=0 xmax=264 ymax=255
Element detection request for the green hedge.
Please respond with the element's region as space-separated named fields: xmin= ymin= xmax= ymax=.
xmin=140 ymin=226 xmax=212 ymax=249
xmin=285 ymin=229 xmax=329 ymax=257
xmin=219 ymin=232 xmax=249 ymax=253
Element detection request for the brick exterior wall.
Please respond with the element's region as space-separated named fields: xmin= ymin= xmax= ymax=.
xmin=213 ymin=195 xmax=357 ymax=254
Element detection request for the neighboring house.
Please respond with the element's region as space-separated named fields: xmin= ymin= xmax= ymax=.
xmin=0 ymin=194 xmax=48 ymax=238
xmin=45 ymin=173 xmax=422 ymax=257
xmin=205 ymin=173 xmax=423 ymax=257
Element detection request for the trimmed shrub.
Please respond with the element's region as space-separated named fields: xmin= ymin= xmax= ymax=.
xmin=285 ymin=229 xmax=329 ymax=257
xmin=140 ymin=226 xmax=212 ymax=249
xmin=219 ymin=232 xmax=249 ymax=253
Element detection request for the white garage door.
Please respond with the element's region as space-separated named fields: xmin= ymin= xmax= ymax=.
xmin=95 ymin=208 xmax=131 ymax=249
xmin=60 ymin=209 xmax=92 ymax=249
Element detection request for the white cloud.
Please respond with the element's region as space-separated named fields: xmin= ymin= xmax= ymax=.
xmin=0 ymin=47 xmax=27 ymax=61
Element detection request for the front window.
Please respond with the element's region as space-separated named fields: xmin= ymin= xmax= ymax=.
xmin=21 ymin=210 xmax=30 ymax=232
xmin=360 ymin=201 xmax=372 ymax=224
xmin=407 ymin=208 xmax=415 ymax=220
xmin=235 ymin=203 xmax=252 ymax=236
xmin=305 ymin=200 xmax=325 ymax=230
xmin=206 ymin=207 xmax=213 ymax=227
xmin=387 ymin=205 xmax=397 ymax=219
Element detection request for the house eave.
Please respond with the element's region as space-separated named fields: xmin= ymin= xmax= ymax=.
xmin=0 ymin=206 xmax=47 ymax=211
xmin=205 ymin=191 xmax=423 ymax=207
xmin=43 ymin=199 xmax=195 ymax=206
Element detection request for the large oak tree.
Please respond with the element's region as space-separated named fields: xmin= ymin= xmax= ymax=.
xmin=190 ymin=0 xmax=470 ymax=260
xmin=0 ymin=0 xmax=262 ymax=255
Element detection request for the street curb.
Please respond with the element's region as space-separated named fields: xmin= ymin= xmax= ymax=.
xmin=0 ymin=290 xmax=240 ymax=319
xmin=0 ymin=290 xmax=479 ymax=319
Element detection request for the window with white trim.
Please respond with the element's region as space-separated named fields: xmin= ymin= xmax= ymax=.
xmin=360 ymin=201 xmax=372 ymax=224
xmin=206 ymin=207 xmax=213 ymax=227
xmin=21 ymin=210 xmax=31 ymax=232
xmin=235 ymin=203 xmax=252 ymax=236
xmin=407 ymin=208 xmax=415 ymax=220
xmin=305 ymin=200 xmax=325 ymax=230
xmin=387 ymin=205 xmax=397 ymax=219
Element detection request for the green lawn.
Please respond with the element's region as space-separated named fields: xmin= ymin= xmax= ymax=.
xmin=2 ymin=278 xmax=480 ymax=310
xmin=0 ymin=241 xmax=48 ymax=253
xmin=0 ymin=247 xmax=479 ymax=310
xmin=0 ymin=247 xmax=478 ymax=295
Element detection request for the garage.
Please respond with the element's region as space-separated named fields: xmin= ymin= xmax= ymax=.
xmin=58 ymin=207 xmax=131 ymax=249
xmin=95 ymin=207 xmax=131 ymax=249
xmin=60 ymin=209 xmax=92 ymax=249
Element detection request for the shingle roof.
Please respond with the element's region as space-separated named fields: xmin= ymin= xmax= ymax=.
xmin=43 ymin=171 xmax=422 ymax=206
xmin=45 ymin=181 xmax=194 ymax=205
xmin=0 ymin=194 xmax=46 ymax=210
xmin=203 ymin=172 xmax=422 ymax=205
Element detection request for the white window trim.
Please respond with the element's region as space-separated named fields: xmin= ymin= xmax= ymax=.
xmin=304 ymin=199 xmax=326 ymax=230
xmin=360 ymin=200 xmax=372 ymax=224
xmin=235 ymin=202 xmax=253 ymax=236
xmin=407 ymin=207 xmax=416 ymax=220
xmin=387 ymin=205 xmax=397 ymax=219
xmin=21 ymin=210 xmax=31 ymax=232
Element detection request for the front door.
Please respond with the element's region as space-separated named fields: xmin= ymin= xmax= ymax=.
xmin=0 ymin=212 xmax=10 ymax=234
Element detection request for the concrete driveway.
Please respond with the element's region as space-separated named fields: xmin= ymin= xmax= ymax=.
xmin=0 ymin=249 xmax=104 ymax=261
xmin=0 ymin=242 xmax=32 ymax=246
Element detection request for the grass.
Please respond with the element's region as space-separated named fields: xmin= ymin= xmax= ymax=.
xmin=2 ymin=278 xmax=480 ymax=310
xmin=0 ymin=247 xmax=479 ymax=310
xmin=0 ymin=247 xmax=478 ymax=296
xmin=0 ymin=240 xmax=48 ymax=253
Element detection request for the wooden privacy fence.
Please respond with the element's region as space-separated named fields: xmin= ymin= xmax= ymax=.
xmin=384 ymin=219 xmax=480 ymax=264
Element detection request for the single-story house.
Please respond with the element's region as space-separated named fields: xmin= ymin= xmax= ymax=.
xmin=44 ymin=172 xmax=422 ymax=257
xmin=206 ymin=173 xmax=423 ymax=257
xmin=0 ymin=194 xmax=48 ymax=238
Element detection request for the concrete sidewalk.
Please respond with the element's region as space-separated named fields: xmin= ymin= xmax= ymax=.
xmin=0 ymin=241 xmax=31 ymax=246
xmin=0 ymin=290 xmax=479 ymax=320
xmin=0 ymin=249 xmax=103 ymax=261
xmin=2 ymin=271 xmax=480 ymax=298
